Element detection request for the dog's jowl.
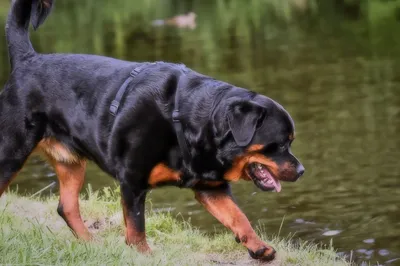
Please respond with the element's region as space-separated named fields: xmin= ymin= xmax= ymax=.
xmin=0 ymin=0 xmax=304 ymax=261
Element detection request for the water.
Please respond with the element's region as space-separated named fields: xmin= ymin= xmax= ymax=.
xmin=1 ymin=1 xmax=400 ymax=264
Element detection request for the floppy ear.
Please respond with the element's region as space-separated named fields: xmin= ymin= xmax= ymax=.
xmin=227 ymin=100 xmax=266 ymax=147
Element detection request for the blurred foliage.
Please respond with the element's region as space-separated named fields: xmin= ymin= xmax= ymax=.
xmin=0 ymin=0 xmax=399 ymax=81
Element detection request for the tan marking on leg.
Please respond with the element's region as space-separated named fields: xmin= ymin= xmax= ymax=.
xmin=38 ymin=138 xmax=91 ymax=241
xmin=194 ymin=190 xmax=275 ymax=260
xmin=121 ymin=198 xmax=151 ymax=253
xmin=50 ymin=159 xmax=91 ymax=240
xmin=148 ymin=163 xmax=180 ymax=187
xmin=36 ymin=138 xmax=80 ymax=164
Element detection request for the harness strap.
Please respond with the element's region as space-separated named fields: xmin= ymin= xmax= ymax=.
xmin=110 ymin=63 xmax=192 ymax=165
xmin=109 ymin=63 xmax=155 ymax=116
xmin=172 ymin=67 xmax=191 ymax=163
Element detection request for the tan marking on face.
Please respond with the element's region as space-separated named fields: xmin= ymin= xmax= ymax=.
xmin=224 ymin=154 xmax=250 ymax=182
xmin=246 ymin=154 xmax=279 ymax=177
xmin=224 ymin=147 xmax=279 ymax=182
xmin=289 ymin=133 xmax=295 ymax=141
xmin=247 ymin=144 xmax=264 ymax=152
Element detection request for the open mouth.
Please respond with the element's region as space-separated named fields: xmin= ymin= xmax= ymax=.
xmin=247 ymin=163 xmax=282 ymax=192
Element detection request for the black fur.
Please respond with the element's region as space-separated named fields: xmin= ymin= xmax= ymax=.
xmin=2 ymin=0 xmax=304 ymax=261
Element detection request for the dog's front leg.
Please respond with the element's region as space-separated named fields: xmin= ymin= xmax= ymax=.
xmin=120 ymin=182 xmax=150 ymax=253
xmin=194 ymin=186 xmax=276 ymax=261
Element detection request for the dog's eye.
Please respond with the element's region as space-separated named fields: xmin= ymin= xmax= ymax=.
xmin=265 ymin=142 xmax=286 ymax=152
xmin=265 ymin=143 xmax=278 ymax=152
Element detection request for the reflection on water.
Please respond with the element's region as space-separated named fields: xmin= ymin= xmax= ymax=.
xmin=1 ymin=0 xmax=400 ymax=264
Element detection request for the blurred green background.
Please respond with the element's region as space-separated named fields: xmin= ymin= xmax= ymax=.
xmin=1 ymin=0 xmax=400 ymax=264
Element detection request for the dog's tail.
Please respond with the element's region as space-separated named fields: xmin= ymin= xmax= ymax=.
xmin=5 ymin=0 xmax=53 ymax=68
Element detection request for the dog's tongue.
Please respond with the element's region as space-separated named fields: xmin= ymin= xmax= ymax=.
xmin=271 ymin=178 xmax=282 ymax=193
xmin=255 ymin=163 xmax=282 ymax=192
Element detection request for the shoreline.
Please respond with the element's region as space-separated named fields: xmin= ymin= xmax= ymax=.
xmin=0 ymin=188 xmax=351 ymax=265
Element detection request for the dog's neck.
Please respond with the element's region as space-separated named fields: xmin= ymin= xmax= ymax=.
xmin=170 ymin=80 xmax=249 ymax=183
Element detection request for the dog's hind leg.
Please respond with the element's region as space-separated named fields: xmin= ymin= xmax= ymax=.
xmin=0 ymin=170 xmax=20 ymax=196
xmin=43 ymin=153 xmax=91 ymax=241
xmin=0 ymin=115 xmax=45 ymax=196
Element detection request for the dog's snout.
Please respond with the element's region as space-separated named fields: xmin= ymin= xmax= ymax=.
xmin=296 ymin=164 xmax=305 ymax=179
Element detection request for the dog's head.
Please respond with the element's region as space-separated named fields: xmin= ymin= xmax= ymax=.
xmin=214 ymin=93 xmax=304 ymax=192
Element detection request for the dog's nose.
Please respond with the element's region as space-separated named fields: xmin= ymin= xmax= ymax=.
xmin=296 ymin=164 xmax=305 ymax=179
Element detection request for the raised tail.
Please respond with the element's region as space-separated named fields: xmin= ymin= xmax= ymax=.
xmin=5 ymin=0 xmax=53 ymax=68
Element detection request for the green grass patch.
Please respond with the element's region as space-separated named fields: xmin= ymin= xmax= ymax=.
xmin=0 ymin=187 xmax=350 ymax=265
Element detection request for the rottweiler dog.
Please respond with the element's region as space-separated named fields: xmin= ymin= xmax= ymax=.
xmin=0 ymin=0 xmax=304 ymax=261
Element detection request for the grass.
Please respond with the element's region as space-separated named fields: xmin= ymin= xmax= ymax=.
xmin=0 ymin=187 xmax=350 ymax=266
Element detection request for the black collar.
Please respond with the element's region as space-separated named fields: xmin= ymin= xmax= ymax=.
xmin=110 ymin=63 xmax=191 ymax=164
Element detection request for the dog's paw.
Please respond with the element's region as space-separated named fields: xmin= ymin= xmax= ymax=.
xmin=136 ymin=242 xmax=152 ymax=254
xmin=247 ymin=245 xmax=276 ymax=261
xmin=125 ymin=239 xmax=152 ymax=254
